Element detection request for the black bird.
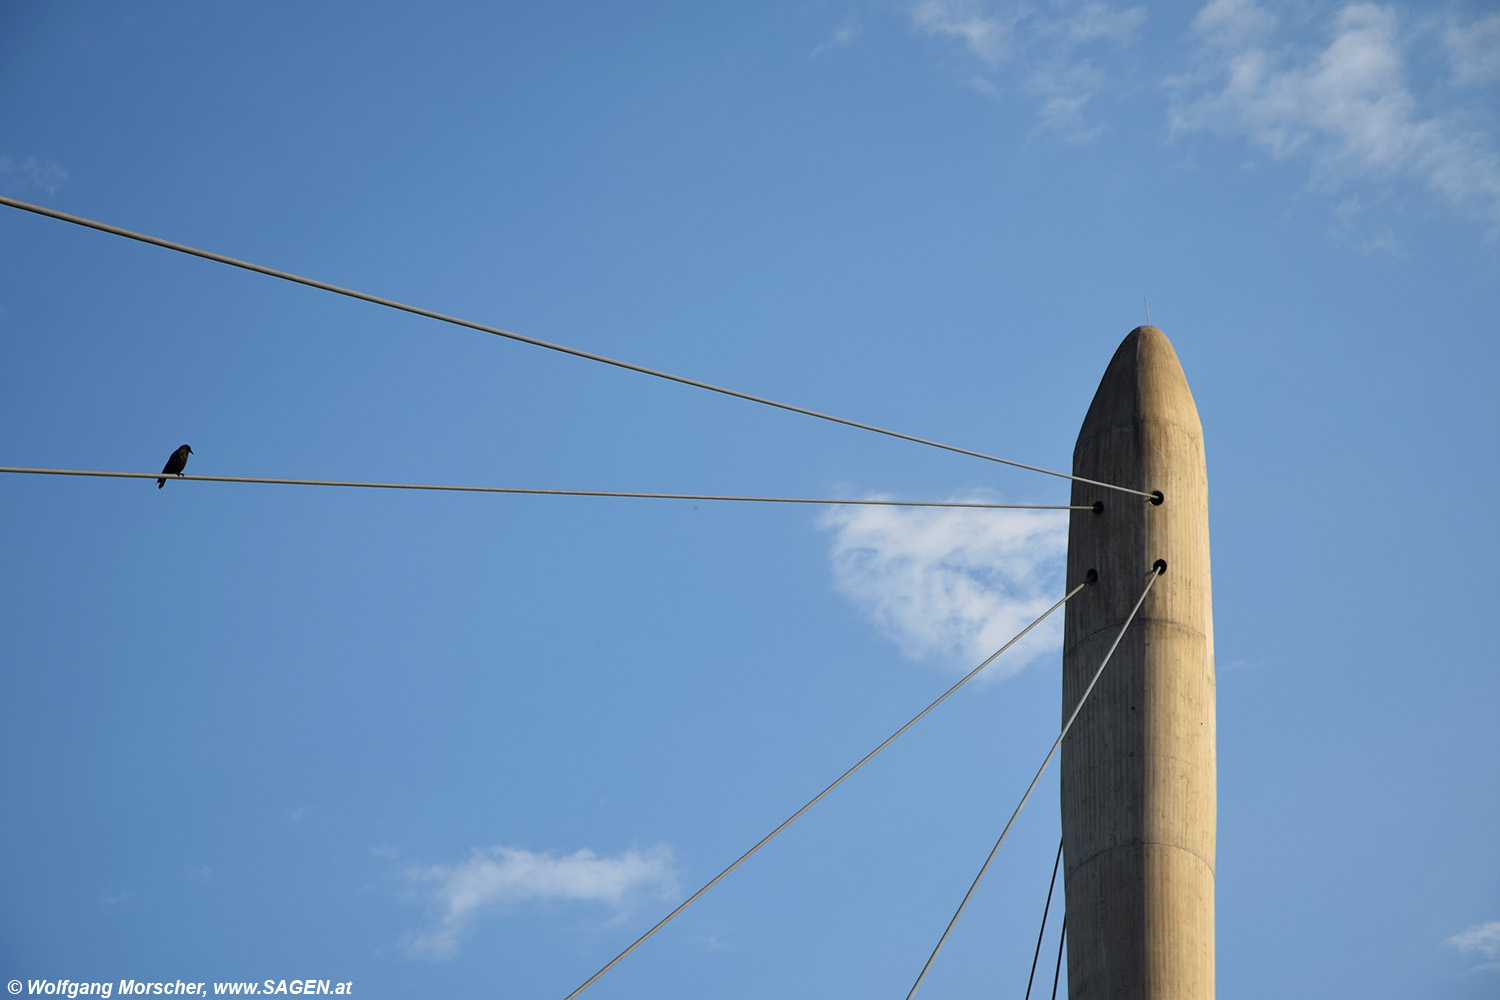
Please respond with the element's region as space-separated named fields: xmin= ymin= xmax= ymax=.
xmin=158 ymin=444 xmax=193 ymax=488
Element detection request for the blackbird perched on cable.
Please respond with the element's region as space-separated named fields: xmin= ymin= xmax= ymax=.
xmin=157 ymin=444 xmax=193 ymax=488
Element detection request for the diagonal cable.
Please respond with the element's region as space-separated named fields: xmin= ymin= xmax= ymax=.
xmin=562 ymin=579 xmax=1091 ymax=1000
xmin=0 ymin=195 xmax=1154 ymax=500
xmin=0 ymin=467 xmax=1096 ymax=510
xmin=905 ymin=562 xmax=1165 ymax=1000
xmin=1051 ymin=915 xmax=1067 ymax=1000
xmin=1024 ymin=838 xmax=1064 ymax=1000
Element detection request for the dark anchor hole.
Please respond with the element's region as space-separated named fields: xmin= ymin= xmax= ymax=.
xmin=1153 ymin=559 xmax=1168 ymax=576
xmin=1086 ymin=568 xmax=1099 ymax=585
xmin=1149 ymin=490 xmax=1164 ymax=506
xmin=1091 ymin=500 xmax=1104 ymax=514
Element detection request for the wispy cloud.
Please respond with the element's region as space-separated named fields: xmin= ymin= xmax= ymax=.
xmin=0 ymin=155 xmax=69 ymax=197
xmin=1331 ymin=193 xmax=1400 ymax=254
xmin=910 ymin=0 xmax=1026 ymax=66
xmin=402 ymin=844 xmax=678 ymax=960
xmin=813 ymin=15 xmax=862 ymax=58
xmin=1052 ymin=1 xmax=1146 ymax=47
xmin=907 ymin=0 xmax=1145 ymax=138
xmin=1187 ymin=0 xmax=1274 ymax=51
xmin=1450 ymin=920 xmax=1500 ymax=958
xmin=1168 ymin=1 xmax=1500 ymax=232
xmin=820 ymin=500 xmax=1067 ymax=678
xmin=1447 ymin=919 xmax=1500 ymax=972
xmin=1026 ymin=55 xmax=1109 ymax=138
xmin=1440 ymin=11 xmax=1500 ymax=87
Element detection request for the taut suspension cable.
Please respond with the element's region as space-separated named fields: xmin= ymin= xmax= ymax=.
xmin=0 ymin=195 xmax=1156 ymax=499
xmin=905 ymin=562 xmax=1165 ymax=1000
xmin=1024 ymin=838 xmax=1064 ymax=1000
xmin=0 ymin=467 xmax=1095 ymax=510
xmin=562 ymin=579 xmax=1091 ymax=1000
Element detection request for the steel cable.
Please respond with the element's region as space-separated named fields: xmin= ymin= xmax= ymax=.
xmin=1024 ymin=839 xmax=1064 ymax=1000
xmin=905 ymin=562 xmax=1165 ymax=1000
xmin=562 ymin=579 xmax=1091 ymax=1000
xmin=0 ymin=467 xmax=1095 ymax=509
xmin=0 ymin=195 xmax=1156 ymax=500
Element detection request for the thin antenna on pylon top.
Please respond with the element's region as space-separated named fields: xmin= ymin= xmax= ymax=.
xmin=1144 ymin=297 xmax=1151 ymax=325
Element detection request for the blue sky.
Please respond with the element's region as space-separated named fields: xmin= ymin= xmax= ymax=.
xmin=1 ymin=2 xmax=1497 ymax=997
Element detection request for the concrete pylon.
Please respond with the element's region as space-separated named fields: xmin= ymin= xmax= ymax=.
xmin=1061 ymin=326 xmax=1215 ymax=999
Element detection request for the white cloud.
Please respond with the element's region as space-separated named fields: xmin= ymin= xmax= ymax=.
xmin=0 ymin=155 xmax=69 ymax=197
xmin=820 ymin=500 xmax=1067 ymax=678
xmin=1447 ymin=920 xmax=1500 ymax=962
xmin=1026 ymin=56 xmax=1110 ymax=138
xmin=910 ymin=0 xmax=1025 ymax=66
xmin=1331 ymin=194 xmax=1400 ymax=254
xmin=813 ymin=17 xmax=862 ymax=58
xmin=1190 ymin=0 xmax=1275 ymax=51
xmin=1050 ymin=2 xmax=1145 ymax=47
xmin=969 ymin=73 xmax=1004 ymax=98
xmin=1441 ymin=11 xmax=1500 ymax=87
xmin=1169 ymin=2 xmax=1500 ymax=231
xmin=907 ymin=0 xmax=1144 ymax=138
xmin=402 ymin=844 xmax=678 ymax=960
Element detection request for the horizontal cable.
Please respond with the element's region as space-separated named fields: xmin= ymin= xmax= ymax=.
xmin=0 ymin=467 xmax=1093 ymax=510
xmin=564 ymin=580 xmax=1091 ymax=1000
xmin=0 ymin=195 xmax=1154 ymax=500
xmin=905 ymin=563 xmax=1164 ymax=1000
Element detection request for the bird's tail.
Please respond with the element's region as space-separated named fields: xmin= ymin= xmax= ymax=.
xmin=157 ymin=477 xmax=166 ymax=488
